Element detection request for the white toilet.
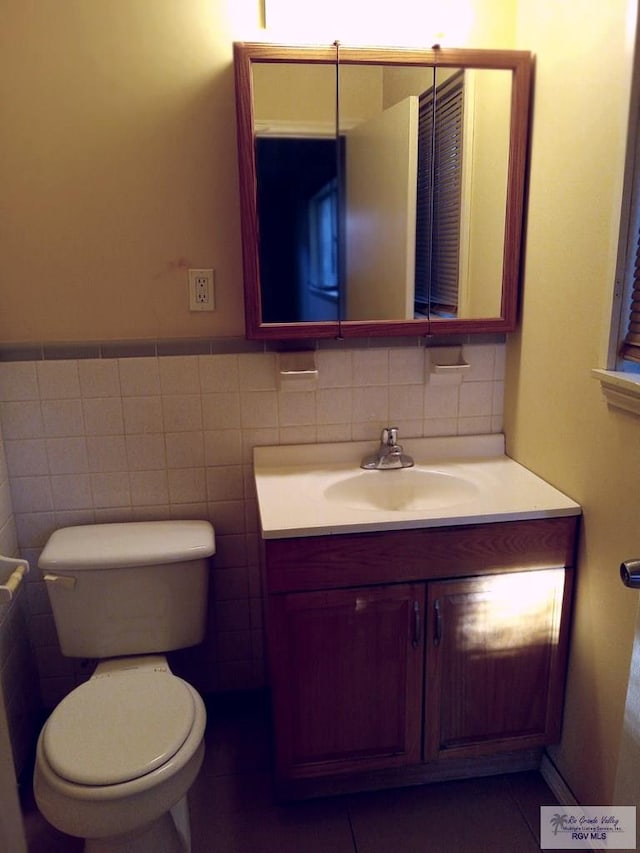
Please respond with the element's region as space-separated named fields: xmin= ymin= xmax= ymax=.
xmin=33 ymin=520 xmax=215 ymax=853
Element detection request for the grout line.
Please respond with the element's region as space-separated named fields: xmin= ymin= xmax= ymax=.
xmin=504 ymin=774 xmax=547 ymax=851
xmin=346 ymin=798 xmax=360 ymax=853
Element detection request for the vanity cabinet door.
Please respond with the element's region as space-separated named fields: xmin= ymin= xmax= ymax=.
xmin=268 ymin=583 xmax=425 ymax=780
xmin=424 ymin=567 xmax=572 ymax=761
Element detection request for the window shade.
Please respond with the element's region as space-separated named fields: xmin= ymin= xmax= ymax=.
xmin=415 ymin=70 xmax=464 ymax=315
xmin=620 ymin=228 xmax=640 ymax=362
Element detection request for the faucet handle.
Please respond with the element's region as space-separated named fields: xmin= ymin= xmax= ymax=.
xmin=380 ymin=426 xmax=399 ymax=447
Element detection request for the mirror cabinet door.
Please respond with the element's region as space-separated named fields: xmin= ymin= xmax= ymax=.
xmin=428 ymin=66 xmax=512 ymax=325
xmin=252 ymin=61 xmax=340 ymax=325
xmin=234 ymin=44 xmax=532 ymax=340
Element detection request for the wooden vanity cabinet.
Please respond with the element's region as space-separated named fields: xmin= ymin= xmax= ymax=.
xmin=268 ymin=584 xmax=425 ymax=777
xmin=424 ymin=568 xmax=572 ymax=762
xmin=262 ymin=517 xmax=577 ymax=793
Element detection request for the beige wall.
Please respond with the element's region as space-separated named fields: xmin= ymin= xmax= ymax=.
xmin=0 ymin=0 xmax=515 ymax=347
xmin=509 ymin=0 xmax=639 ymax=805
xmin=1 ymin=0 xmax=260 ymax=344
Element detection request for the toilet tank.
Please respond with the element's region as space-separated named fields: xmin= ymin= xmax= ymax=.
xmin=39 ymin=521 xmax=215 ymax=658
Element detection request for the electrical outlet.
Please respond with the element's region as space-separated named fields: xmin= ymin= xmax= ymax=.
xmin=188 ymin=269 xmax=215 ymax=312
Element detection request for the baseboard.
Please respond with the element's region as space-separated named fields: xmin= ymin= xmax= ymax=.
xmin=540 ymin=751 xmax=578 ymax=806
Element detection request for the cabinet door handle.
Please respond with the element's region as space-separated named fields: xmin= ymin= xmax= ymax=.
xmin=412 ymin=600 xmax=421 ymax=649
xmin=433 ymin=599 xmax=442 ymax=646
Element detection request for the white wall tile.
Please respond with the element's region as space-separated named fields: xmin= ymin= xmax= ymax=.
xmin=203 ymin=430 xmax=241 ymax=467
xmin=50 ymin=474 xmax=92 ymax=510
xmin=90 ymin=472 xmax=131 ymax=508
xmin=86 ymin=436 xmax=128 ymax=472
xmin=494 ymin=344 xmax=506 ymax=380
xmin=389 ymin=384 xmax=425 ymax=421
xmin=0 ymin=516 xmax=16 ymax=564
xmin=52 ymin=509 xmax=95 ymax=528
xmin=206 ymin=466 xmax=244 ymax=502
xmin=202 ymin=392 xmax=241 ymax=430
xmin=424 ymin=384 xmax=459 ymax=419
xmin=198 ymin=354 xmax=239 ymax=393
xmin=458 ymin=416 xmax=493 ymax=434
xmin=389 ymin=347 xmax=425 ymax=385
xmin=14 ymin=512 xmax=55 ymax=548
xmin=277 ymin=390 xmax=316 ymax=426
xmin=351 ymin=420 xmax=387 ymax=441
xmin=316 ymin=350 xmax=352 ymax=388
xmin=10 ymin=477 xmax=52 ymax=513
xmin=118 ymin=358 xmax=160 ymax=396
xmin=4 ymin=439 xmax=48 ymax=476
xmin=122 ymin=397 xmax=163 ymax=434
xmin=162 ymin=395 xmax=202 ymax=432
xmin=167 ymin=431 xmax=206 ymax=468
xmin=41 ymin=399 xmax=84 ymax=437
xmin=78 ymin=359 xmax=121 ymax=398
xmin=1 ymin=401 xmax=44 ymax=439
xmin=316 ymin=423 xmax=352 ymax=443
xmin=238 ymin=353 xmax=277 ymax=390
xmin=240 ymin=428 xmax=279 ymax=464
xmin=129 ymin=471 xmax=169 ymax=506
xmin=167 ymin=468 xmax=206 ymax=504
xmin=423 ymin=417 xmax=458 ymax=436
xmin=159 ymin=356 xmax=200 ymax=395
xmin=352 ymin=386 xmax=389 ymax=423
xmin=46 ymin=437 xmax=88 ymax=474
xmin=125 ymin=434 xmax=166 ymax=471
xmin=462 ymin=344 xmax=496 ymax=381
xmin=82 ymin=397 xmax=124 ymax=436
xmin=492 ymin=381 xmax=505 ymax=415
xmin=213 ymin=566 xmax=249 ymax=601
xmin=208 ymin=501 xmax=246 ymax=535
xmin=352 ymin=349 xmax=389 ymax=386
xmin=214 ymin=534 xmax=248 ymax=569
xmin=279 ymin=425 xmax=318 ymax=444
xmin=240 ymin=391 xmax=278 ymax=429
xmin=36 ymin=361 xmax=80 ymax=399
xmin=0 ymin=363 xmax=39 ymax=401
xmin=459 ymin=380 xmax=494 ymax=417
xmin=215 ymin=598 xmax=251 ymax=631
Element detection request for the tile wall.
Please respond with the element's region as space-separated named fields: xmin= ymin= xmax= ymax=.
xmin=0 ymin=342 xmax=505 ymax=708
xmin=0 ymin=421 xmax=41 ymax=781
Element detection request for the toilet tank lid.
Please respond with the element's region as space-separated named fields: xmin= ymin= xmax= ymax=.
xmin=38 ymin=521 xmax=215 ymax=571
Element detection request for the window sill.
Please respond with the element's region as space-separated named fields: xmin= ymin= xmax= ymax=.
xmin=592 ymin=369 xmax=640 ymax=416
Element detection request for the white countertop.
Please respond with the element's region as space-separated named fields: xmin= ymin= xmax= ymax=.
xmin=253 ymin=435 xmax=581 ymax=539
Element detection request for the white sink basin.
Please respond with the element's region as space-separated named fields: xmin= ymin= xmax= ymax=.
xmin=253 ymin=435 xmax=581 ymax=538
xmin=323 ymin=468 xmax=478 ymax=512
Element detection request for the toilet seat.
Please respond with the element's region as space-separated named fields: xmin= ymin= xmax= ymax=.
xmin=42 ymin=670 xmax=196 ymax=786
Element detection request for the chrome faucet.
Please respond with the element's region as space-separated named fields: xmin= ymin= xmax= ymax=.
xmin=361 ymin=427 xmax=415 ymax=470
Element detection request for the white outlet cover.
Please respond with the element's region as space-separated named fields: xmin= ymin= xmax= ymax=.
xmin=188 ymin=269 xmax=215 ymax=312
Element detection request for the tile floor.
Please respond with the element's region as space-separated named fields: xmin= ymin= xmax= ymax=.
xmin=23 ymin=691 xmax=567 ymax=852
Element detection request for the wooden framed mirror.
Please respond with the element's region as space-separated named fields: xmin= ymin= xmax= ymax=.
xmin=234 ymin=42 xmax=533 ymax=340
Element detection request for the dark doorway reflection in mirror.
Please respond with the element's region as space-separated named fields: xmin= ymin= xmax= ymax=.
xmin=256 ymin=137 xmax=340 ymax=323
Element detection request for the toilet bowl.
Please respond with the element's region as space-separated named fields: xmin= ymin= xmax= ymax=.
xmin=34 ymin=656 xmax=206 ymax=853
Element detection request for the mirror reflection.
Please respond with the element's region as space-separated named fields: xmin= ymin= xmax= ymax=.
xmin=253 ymin=62 xmax=339 ymax=323
xmin=253 ymin=60 xmax=512 ymax=324
xmin=235 ymin=43 xmax=532 ymax=338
